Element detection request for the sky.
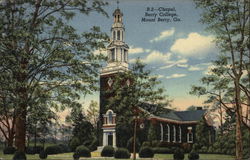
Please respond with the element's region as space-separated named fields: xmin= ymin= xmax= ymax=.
xmin=69 ymin=0 xmax=219 ymax=111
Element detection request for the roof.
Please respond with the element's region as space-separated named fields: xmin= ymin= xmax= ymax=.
xmin=139 ymin=103 xmax=206 ymax=122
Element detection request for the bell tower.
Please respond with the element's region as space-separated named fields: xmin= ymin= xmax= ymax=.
xmin=98 ymin=4 xmax=129 ymax=147
xmin=101 ymin=7 xmax=129 ymax=75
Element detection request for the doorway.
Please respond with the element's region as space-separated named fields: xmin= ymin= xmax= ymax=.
xmin=108 ymin=134 xmax=113 ymax=146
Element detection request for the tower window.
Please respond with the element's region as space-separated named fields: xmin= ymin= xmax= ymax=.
xmin=108 ymin=111 xmax=113 ymax=124
xmin=117 ymin=30 xmax=120 ymax=40
xmin=111 ymin=49 xmax=115 ymax=61
xmin=118 ymin=15 xmax=120 ymax=22
xmin=113 ymin=31 xmax=116 ymax=40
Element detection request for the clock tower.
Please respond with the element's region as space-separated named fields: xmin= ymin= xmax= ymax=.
xmin=99 ymin=6 xmax=129 ymax=147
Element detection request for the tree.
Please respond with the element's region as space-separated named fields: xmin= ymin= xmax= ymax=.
xmin=0 ymin=0 xmax=108 ymax=151
xmin=86 ymin=100 xmax=99 ymax=128
xmin=192 ymin=0 xmax=249 ymax=159
xmin=106 ymin=59 xmax=171 ymax=160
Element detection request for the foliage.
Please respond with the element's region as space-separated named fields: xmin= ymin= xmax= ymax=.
xmin=0 ymin=0 xmax=108 ymax=151
xmin=86 ymin=100 xmax=99 ymax=128
xmin=114 ymin=148 xmax=131 ymax=159
xmin=3 ymin=146 xmax=16 ymax=154
xmin=147 ymin=123 xmax=157 ymax=145
xmin=39 ymin=150 xmax=47 ymax=160
xmin=139 ymin=146 xmax=154 ymax=158
xmin=67 ymin=108 xmax=95 ymax=149
xmin=12 ymin=151 xmax=26 ymax=160
xmin=153 ymin=147 xmax=175 ymax=154
xmin=69 ymin=137 xmax=81 ymax=152
xmin=75 ymin=145 xmax=91 ymax=158
xmin=126 ymin=137 xmax=140 ymax=153
xmin=101 ymin=145 xmax=115 ymax=157
xmin=45 ymin=145 xmax=62 ymax=155
xmin=173 ymin=148 xmax=185 ymax=160
xmin=58 ymin=144 xmax=70 ymax=153
xmin=188 ymin=151 xmax=200 ymax=160
xmin=195 ymin=118 xmax=212 ymax=149
xmin=73 ymin=152 xmax=80 ymax=160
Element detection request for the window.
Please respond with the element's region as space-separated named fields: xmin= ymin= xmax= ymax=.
xmin=117 ymin=30 xmax=120 ymax=40
xmin=179 ymin=126 xmax=182 ymax=143
xmin=121 ymin=31 xmax=123 ymax=41
xmin=113 ymin=31 xmax=116 ymax=40
xmin=187 ymin=133 xmax=193 ymax=143
xmin=108 ymin=111 xmax=113 ymax=124
xmin=166 ymin=124 xmax=170 ymax=142
xmin=160 ymin=123 xmax=163 ymax=141
xmin=173 ymin=125 xmax=176 ymax=142
xmin=111 ymin=49 xmax=115 ymax=61
xmin=118 ymin=15 xmax=120 ymax=22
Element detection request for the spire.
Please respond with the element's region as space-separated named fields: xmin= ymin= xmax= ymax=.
xmin=117 ymin=0 xmax=119 ymax=9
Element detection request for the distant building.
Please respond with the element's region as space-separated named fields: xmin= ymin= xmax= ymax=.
xmin=98 ymin=6 xmax=215 ymax=149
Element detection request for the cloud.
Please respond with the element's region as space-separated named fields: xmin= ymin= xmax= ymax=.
xmin=188 ymin=66 xmax=203 ymax=71
xmin=159 ymin=58 xmax=188 ymax=70
xmin=129 ymin=46 xmax=150 ymax=54
xmin=170 ymin=32 xmax=215 ymax=57
xmin=150 ymin=28 xmax=175 ymax=43
xmin=143 ymin=50 xmax=172 ymax=64
xmin=166 ymin=73 xmax=186 ymax=79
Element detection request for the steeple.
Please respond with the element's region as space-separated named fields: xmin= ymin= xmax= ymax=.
xmin=101 ymin=4 xmax=129 ymax=75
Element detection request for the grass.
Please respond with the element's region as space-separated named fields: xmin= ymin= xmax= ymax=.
xmin=0 ymin=151 xmax=235 ymax=160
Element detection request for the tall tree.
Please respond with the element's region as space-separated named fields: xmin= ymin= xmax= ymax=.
xmin=86 ymin=100 xmax=99 ymax=128
xmin=192 ymin=0 xmax=249 ymax=159
xmin=0 ymin=0 xmax=108 ymax=151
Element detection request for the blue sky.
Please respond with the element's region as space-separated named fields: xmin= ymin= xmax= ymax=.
xmin=71 ymin=0 xmax=219 ymax=110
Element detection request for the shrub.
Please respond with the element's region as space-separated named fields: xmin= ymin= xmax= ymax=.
xmin=199 ymin=146 xmax=207 ymax=153
xmin=39 ymin=150 xmax=48 ymax=159
xmin=88 ymin=138 xmax=98 ymax=151
xmin=58 ymin=144 xmax=70 ymax=153
xmin=101 ymin=146 xmax=115 ymax=157
xmin=45 ymin=145 xmax=62 ymax=155
xmin=173 ymin=148 xmax=184 ymax=160
xmin=3 ymin=146 xmax=16 ymax=154
xmin=114 ymin=148 xmax=130 ymax=159
xmin=126 ymin=137 xmax=140 ymax=153
xmin=75 ymin=145 xmax=91 ymax=157
xmin=142 ymin=141 xmax=150 ymax=147
xmin=139 ymin=147 xmax=154 ymax=158
xmin=69 ymin=137 xmax=81 ymax=152
xmin=73 ymin=152 xmax=80 ymax=160
xmin=34 ymin=146 xmax=44 ymax=154
xmin=152 ymin=140 xmax=159 ymax=147
xmin=26 ymin=147 xmax=35 ymax=154
xmin=12 ymin=151 xmax=26 ymax=160
xmin=188 ymin=151 xmax=199 ymax=160
xmin=153 ymin=147 xmax=171 ymax=154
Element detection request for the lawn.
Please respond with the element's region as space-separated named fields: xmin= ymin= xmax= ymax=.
xmin=0 ymin=151 xmax=235 ymax=160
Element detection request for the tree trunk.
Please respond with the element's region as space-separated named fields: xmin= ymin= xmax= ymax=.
xmin=235 ymin=79 xmax=243 ymax=160
xmin=133 ymin=118 xmax=137 ymax=160
xmin=15 ymin=110 xmax=26 ymax=152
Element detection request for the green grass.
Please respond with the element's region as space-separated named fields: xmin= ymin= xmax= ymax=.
xmin=0 ymin=152 xmax=235 ymax=160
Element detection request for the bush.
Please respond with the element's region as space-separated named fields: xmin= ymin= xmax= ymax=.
xmin=173 ymin=148 xmax=184 ymax=160
xmin=58 ymin=144 xmax=70 ymax=153
xmin=3 ymin=146 xmax=16 ymax=154
xmin=34 ymin=146 xmax=44 ymax=154
xmin=69 ymin=137 xmax=81 ymax=152
xmin=114 ymin=148 xmax=130 ymax=159
xmin=75 ymin=145 xmax=91 ymax=157
xmin=188 ymin=151 xmax=199 ymax=160
xmin=73 ymin=152 xmax=80 ymax=160
xmin=13 ymin=151 xmax=26 ymax=160
xmin=101 ymin=146 xmax=115 ymax=157
xmin=126 ymin=137 xmax=140 ymax=153
xmin=26 ymin=147 xmax=35 ymax=154
xmin=88 ymin=138 xmax=98 ymax=151
xmin=142 ymin=141 xmax=150 ymax=147
xmin=45 ymin=145 xmax=62 ymax=155
xmin=139 ymin=147 xmax=154 ymax=158
xmin=153 ymin=147 xmax=171 ymax=154
xmin=39 ymin=150 xmax=48 ymax=159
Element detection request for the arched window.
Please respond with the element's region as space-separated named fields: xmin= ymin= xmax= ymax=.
xmin=117 ymin=30 xmax=120 ymax=40
xmin=108 ymin=111 xmax=113 ymax=124
xmin=179 ymin=126 xmax=182 ymax=143
xmin=113 ymin=31 xmax=116 ymax=40
xmin=187 ymin=127 xmax=193 ymax=143
xmin=118 ymin=15 xmax=120 ymax=22
xmin=173 ymin=125 xmax=176 ymax=142
xmin=166 ymin=124 xmax=170 ymax=142
xmin=160 ymin=123 xmax=163 ymax=141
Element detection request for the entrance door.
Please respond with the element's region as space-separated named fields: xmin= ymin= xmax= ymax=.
xmin=108 ymin=134 xmax=113 ymax=146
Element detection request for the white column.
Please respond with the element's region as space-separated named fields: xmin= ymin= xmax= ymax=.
xmin=167 ymin=124 xmax=170 ymax=142
xmin=179 ymin=126 xmax=182 ymax=143
xmin=113 ymin=132 xmax=116 ymax=147
xmin=103 ymin=132 xmax=107 ymax=146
